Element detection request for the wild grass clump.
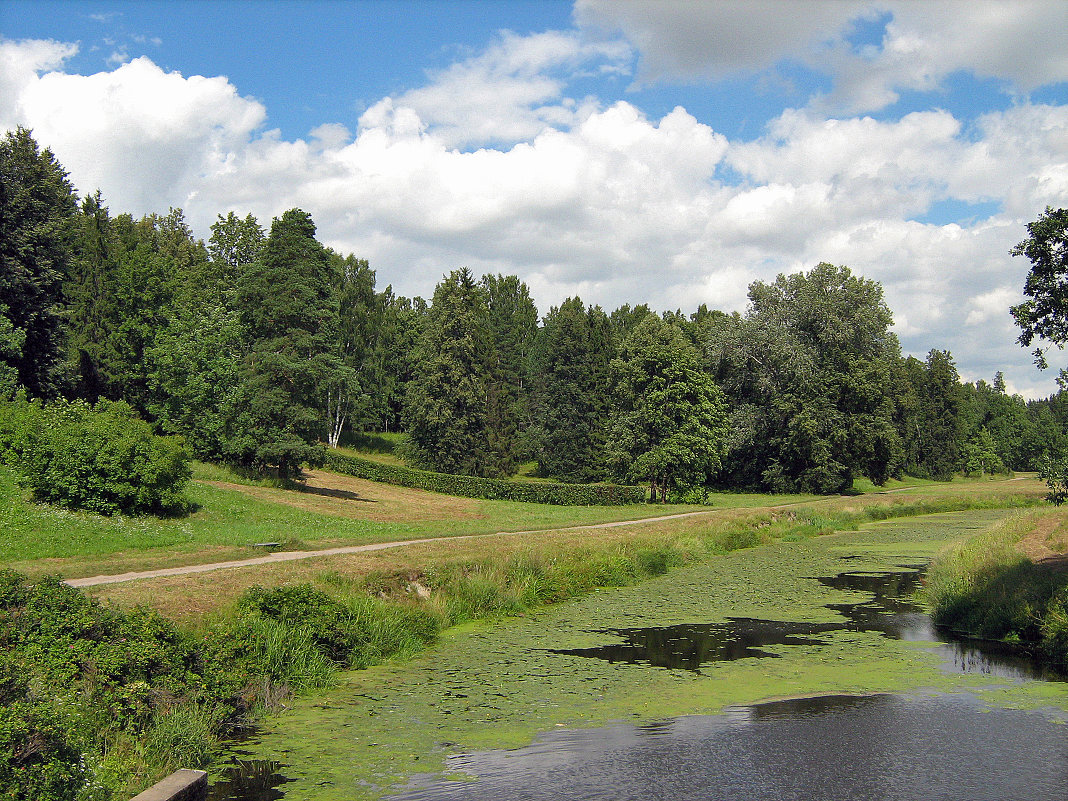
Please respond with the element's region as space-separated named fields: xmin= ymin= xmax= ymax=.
xmin=925 ymin=513 xmax=1068 ymax=667
xmin=234 ymin=583 xmax=440 ymax=670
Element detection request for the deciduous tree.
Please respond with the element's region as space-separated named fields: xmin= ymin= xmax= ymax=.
xmin=607 ymin=315 xmax=729 ymax=501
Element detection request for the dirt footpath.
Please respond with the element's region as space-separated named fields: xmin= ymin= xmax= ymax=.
xmin=64 ymin=509 xmax=720 ymax=588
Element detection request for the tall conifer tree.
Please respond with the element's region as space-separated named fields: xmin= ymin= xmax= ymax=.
xmin=226 ymin=208 xmax=341 ymax=477
xmin=403 ymin=268 xmax=502 ymax=476
xmin=0 ymin=127 xmax=78 ymax=397
xmin=528 ymin=297 xmax=614 ymax=482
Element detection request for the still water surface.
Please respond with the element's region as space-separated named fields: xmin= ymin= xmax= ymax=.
xmin=209 ymin=564 xmax=1068 ymax=800
xmin=388 ymin=693 xmax=1068 ymax=801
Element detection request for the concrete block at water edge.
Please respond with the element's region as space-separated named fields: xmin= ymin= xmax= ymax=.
xmin=129 ymin=769 xmax=208 ymax=801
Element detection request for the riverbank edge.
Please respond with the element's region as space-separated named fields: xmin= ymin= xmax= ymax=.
xmin=926 ymin=507 xmax=1068 ymax=668
xmin=2 ymin=485 xmax=1045 ymax=800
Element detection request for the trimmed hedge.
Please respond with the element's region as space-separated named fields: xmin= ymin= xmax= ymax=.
xmin=324 ymin=451 xmax=646 ymax=505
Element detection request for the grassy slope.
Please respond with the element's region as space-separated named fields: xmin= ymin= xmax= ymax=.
xmin=925 ymin=506 xmax=1068 ymax=664
xmin=3 ymin=457 xmax=1046 ymax=608
xmin=1 ymin=461 xmax=824 ymax=579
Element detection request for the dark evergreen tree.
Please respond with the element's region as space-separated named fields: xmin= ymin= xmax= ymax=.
xmin=375 ymin=290 xmax=426 ymax=433
xmin=527 ymin=297 xmax=614 ymax=482
xmin=402 ymin=269 xmax=500 ymax=476
xmin=0 ymin=127 xmax=78 ymax=397
xmin=226 ymin=208 xmax=342 ymax=477
xmin=328 ymin=253 xmax=382 ymax=446
xmin=480 ymin=273 xmax=537 ymax=475
xmin=901 ymin=349 xmax=965 ymax=480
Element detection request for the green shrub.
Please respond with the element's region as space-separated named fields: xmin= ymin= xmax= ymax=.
xmin=0 ymin=571 xmax=245 ymax=800
xmin=9 ymin=399 xmax=191 ymax=515
xmin=0 ymin=699 xmax=92 ymax=801
xmin=237 ymin=583 xmax=441 ymax=670
xmin=0 ymin=392 xmax=38 ymax=464
xmin=324 ymin=451 xmax=645 ymax=505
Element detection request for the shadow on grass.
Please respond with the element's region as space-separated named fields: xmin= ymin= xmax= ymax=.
xmin=295 ymin=484 xmax=377 ymax=503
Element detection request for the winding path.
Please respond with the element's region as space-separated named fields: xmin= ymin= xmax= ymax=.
xmin=63 ymin=509 xmax=723 ymax=588
xmin=65 ymin=474 xmax=1037 ymax=589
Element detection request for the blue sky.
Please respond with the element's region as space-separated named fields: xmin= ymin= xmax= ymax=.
xmin=1 ymin=1 xmax=1067 ymax=396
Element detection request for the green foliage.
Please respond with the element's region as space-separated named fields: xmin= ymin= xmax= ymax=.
xmin=225 ymin=209 xmax=341 ymax=477
xmin=926 ymin=514 xmax=1068 ymax=667
xmin=896 ymin=350 xmax=966 ymax=480
xmin=402 ymin=269 xmax=497 ymax=475
xmin=325 ymin=450 xmax=646 ymax=505
xmin=608 ymin=315 xmax=730 ymax=501
xmin=0 ymin=694 xmax=91 ymax=801
xmin=1011 ymin=206 xmax=1068 ymax=370
xmin=0 ymin=397 xmax=190 ymax=515
xmin=67 ymin=204 xmax=204 ymax=414
xmin=959 ymin=427 xmax=1008 ymax=477
xmin=0 ymin=127 xmax=78 ymax=399
xmin=708 ymin=263 xmax=903 ymax=493
xmin=147 ymin=301 xmax=244 ymax=461
xmin=0 ymin=571 xmax=234 ymax=798
xmin=480 ymin=273 xmax=538 ymax=475
xmin=1039 ymin=453 xmax=1068 ymax=505
xmin=527 ymin=297 xmax=615 ymax=482
xmin=237 ymin=583 xmax=439 ymax=670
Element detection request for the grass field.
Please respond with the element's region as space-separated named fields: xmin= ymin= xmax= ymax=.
xmin=1 ymin=461 xmax=823 ymax=579
xmin=2 ymin=457 xmax=1056 ymax=801
xmin=2 ymin=457 xmax=1048 ymax=619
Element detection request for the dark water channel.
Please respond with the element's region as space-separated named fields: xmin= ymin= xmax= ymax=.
xmin=387 ymin=693 xmax=1068 ymax=801
xmin=209 ymin=564 xmax=1068 ymax=800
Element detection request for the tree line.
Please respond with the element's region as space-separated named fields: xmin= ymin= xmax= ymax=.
xmin=3 ymin=127 xmax=1066 ymax=499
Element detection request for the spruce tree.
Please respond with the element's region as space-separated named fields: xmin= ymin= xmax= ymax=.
xmin=0 ymin=127 xmax=78 ymax=397
xmin=481 ymin=273 xmax=537 ymax=475
xmin=403 ymin=268 xmax=499 ymax=476
xmin=226 ymin=208 xmax=342 ymax=477
xmin=528 ymin=297 xmax=614 ymax=482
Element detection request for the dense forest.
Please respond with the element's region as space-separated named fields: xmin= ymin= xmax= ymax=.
xmin=4 ymin=127 xmax=1067 ymax=502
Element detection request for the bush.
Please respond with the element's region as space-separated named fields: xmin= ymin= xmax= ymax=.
xmin=2 ymin=398 xmax=191 ymax=515
xmin=324 ymin=451 xmax=646 ymax=505
xmin=237 ymin=583 xmax=441 ymax=670
xmin=0 ymin=571 xmax=246 ymax=800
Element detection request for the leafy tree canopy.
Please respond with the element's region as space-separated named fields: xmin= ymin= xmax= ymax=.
xmin=608 ymin=314 xmax=730 ymax=501
xmin=1011 ymin=207 xmax=1068 ymax=373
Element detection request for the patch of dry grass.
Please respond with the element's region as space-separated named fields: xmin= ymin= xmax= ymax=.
xmin=201 ymin=468 xmax=484 ymax=522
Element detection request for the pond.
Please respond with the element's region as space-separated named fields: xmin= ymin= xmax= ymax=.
xmin=382 ymin=565 xmax=1068 ymax=800
xmin=206 ymin=512 xmax=1068 ymax=800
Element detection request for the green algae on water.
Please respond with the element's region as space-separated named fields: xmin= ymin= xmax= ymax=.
xmin=223 ymin=509 xmax=1068 ymax=800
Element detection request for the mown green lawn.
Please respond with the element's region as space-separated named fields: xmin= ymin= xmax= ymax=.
xmin=2 ymin=458 xmax=1041 ymax=581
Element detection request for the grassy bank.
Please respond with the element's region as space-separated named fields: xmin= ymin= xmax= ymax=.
xmin=925 ymin=508 xmax=1068 ymax=667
